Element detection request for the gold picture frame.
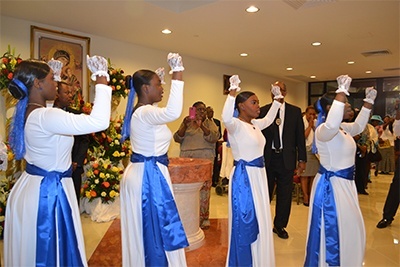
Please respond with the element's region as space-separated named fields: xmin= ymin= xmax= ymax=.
xmin=30 ymin=25 xmax=91 ymax=102
xmin=223 ymin=74 xmax=232 ymax=95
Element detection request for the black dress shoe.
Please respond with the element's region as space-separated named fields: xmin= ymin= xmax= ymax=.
xmin=377 ymin=218 xmax=392 ymax=229
xmin=303 ymin=202 xmax=309 ymax=207
xmin=358 ymin=191 xmax=369 ymax=195
xmin=273 ymin=227 xmax=289 ymax=239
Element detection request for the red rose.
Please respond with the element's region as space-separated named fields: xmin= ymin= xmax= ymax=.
xmin=7 ymin=72 xmax=13 ymax=80
xmin=1 ymin=57 xmax=8 ymax=64
xmin=102 ymin=181 xmax=110 ymax=188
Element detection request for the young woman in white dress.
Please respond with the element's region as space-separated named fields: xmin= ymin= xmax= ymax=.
xmin=222 ymin=75 xmax=283 ymax=267
xmin=4 ymin=56 xmax=111 ymax=266
xmin=120 ymin=53 xmax=188 ymax=267
xmin=304 ymin=75 xmax=376 ymax=267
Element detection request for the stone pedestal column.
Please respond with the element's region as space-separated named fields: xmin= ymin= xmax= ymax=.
xmin=168 ymin=157 xmax=212 ymax=251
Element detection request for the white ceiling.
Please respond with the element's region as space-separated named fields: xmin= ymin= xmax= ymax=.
xmin=1 ymin=0 xmax=399 ymax=83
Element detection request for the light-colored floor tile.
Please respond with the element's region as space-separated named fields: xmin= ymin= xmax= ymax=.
xmin=1 ymin=173 xmax=399 ymax=266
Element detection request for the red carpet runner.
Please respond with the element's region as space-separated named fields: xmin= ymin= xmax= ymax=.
xmin=88 ymin=218 xmax=228 ymax=267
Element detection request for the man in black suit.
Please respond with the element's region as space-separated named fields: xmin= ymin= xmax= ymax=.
xmin=259 ymin=81 xmax=307 ymax=239
xmin=206 ymin=106 xmax=222 ymax=187
xmin=54 ymin=81 xmax=90 ymax=205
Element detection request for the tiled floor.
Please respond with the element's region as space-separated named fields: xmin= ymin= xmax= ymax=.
xmin=1 ymin=173 xmax=399 ymax=266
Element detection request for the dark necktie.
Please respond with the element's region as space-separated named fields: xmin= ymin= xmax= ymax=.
xmin=274 ymin=110 xmax=281 ymax=149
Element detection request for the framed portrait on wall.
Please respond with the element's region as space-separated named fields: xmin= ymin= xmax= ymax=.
xmin=30 ymin=26 xmax=91 ymax=103
xmin=223 ymin=74 xmax=232 ymax=95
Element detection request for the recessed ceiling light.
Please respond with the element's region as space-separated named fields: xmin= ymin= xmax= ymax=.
xmin=240 ymin=53 xmax=248 ymax=57
xmin=347 ymin=61 xmax=355 ymax=65
xmin=286 ymin=67 xmax=293 ymax=71
xmin=312 ymin=42 xmax=321 ymax=46
xmin=310 ymin=75 xmax=316 ymax=79
xmin=246 ymin=6 xmax=259 ymax=13
xmin=365 ymin=70 xmax=372 ymax=74
xmin=162 ymin=29 xmax=172 ymax=34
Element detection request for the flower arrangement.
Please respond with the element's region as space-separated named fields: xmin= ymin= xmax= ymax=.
xmin=82 ymin=117 xmax=130 ymax=204
xmin=0 ymin=46 xmax=23 ymax=91
xmin=82 ymin=157 xmax=123 ymax=203
xmin=108 ymin=59 xmax=128 ymax=98
xmin=88 ymin=117 xmax=131 ymax=164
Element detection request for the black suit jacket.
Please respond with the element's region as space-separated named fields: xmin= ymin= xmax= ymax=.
xmin=212 ymin=118 xmax=222 ymax=140
xmin=66 ymin=107 xmax=90 ymax=167
xmin=259 ymin=102 xmax=306 ymax=170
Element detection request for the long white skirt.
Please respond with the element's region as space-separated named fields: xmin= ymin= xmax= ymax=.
xmin=226 ymin=165 xmax=275 ymax=267
xmin=4 ymin=172 xmax=87 ymax=266
xmin=304 ymin=173 xmax=366 ymax=266
xmin=120 ymin=162 xmax=187 ymax=267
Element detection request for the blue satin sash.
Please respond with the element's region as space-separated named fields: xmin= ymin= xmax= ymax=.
xmin=228 ymin=156 xmax=263 ymax=267
xmin=130 ymin=153 xmax=188 ymax=267
xmin=304 ymin=165 xmax=355 ymax=267
xmin=26 ymin=163 xmax=84 ymax=267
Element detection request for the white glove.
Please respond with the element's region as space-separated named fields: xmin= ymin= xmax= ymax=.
xmin=363 ymin=86 xmax=377 ymax=105
xmin=167 ymin=53 xmax=184 ymax=74
xmin=86 ymin=55 xmax=109 ymax=81
xmin=228 ymin=75 xmax=241 ymax=91
xmin=155 ymin=67 xmax=166 ymax=84
xmin=271 ymin=84 xmax=283 ymax=100
xmin=335 ymin=74 xmax=352 ymax=96
xmin=47 ymin=59 xmax=63 ymax=82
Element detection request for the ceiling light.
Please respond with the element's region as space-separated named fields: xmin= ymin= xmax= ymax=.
xmin=310 ymin=75 xmax=316 ymax=79
xmin=312 ymin=42 xmax=321 ymax=46
xmin=240 ymin=53 xmax=248 ymax=57
xmin=161 ymin=29 xmax=172 ymax=34
xmin=246 ymin=6 xmax=259 ymax=13
xmin=347 ymin=61 xmax=355 ymax=65
xmin=286 ymin=67 xmax=293 ymax=71
xmin=365 ymin=70 xmax=372 ymax=74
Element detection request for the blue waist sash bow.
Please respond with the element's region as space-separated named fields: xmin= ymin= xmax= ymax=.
xmin=130 ymin=152 xmax=188 ymax=267
xmin=26 ymin=162 xmax=84 ymax=267
xmin=228 ymin=156 xmax=263 ymax=267
xmin=304 ymin=165 xmax=355 ymax=267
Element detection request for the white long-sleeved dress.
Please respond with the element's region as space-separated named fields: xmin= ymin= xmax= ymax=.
xmin=120 ymin=80 xmax=187 ymax=267
xmin=304 ymin=100 xmax=371 ymax=266
xmin=4 ymin=84 xmax=111 ymax=266
xmin=222 ymin=95 xmax=280 ymax=267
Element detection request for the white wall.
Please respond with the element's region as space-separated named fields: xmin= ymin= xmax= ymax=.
xmin=0 ymin=15 xmax=308 ymax=156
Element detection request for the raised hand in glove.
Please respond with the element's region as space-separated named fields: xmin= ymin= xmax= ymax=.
xmin=47 ymin=59 xmax=63 ymax=82
xmin=335 ymin=74 xmax=352 ymax=96
xmin=271 ymin=84 xmax=284 ymax=100
xmin=86 ymin=55 xmax=109 ymax=81
xmin=167 ymin=53 xmax=184 ymax=74
xmin=363 ymin=86 xmax=377 ymax=105
xmin=155 ymin=67 xmax=166 ymax=84
xmin=229 ymin=75 xmax=241 ymax=91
